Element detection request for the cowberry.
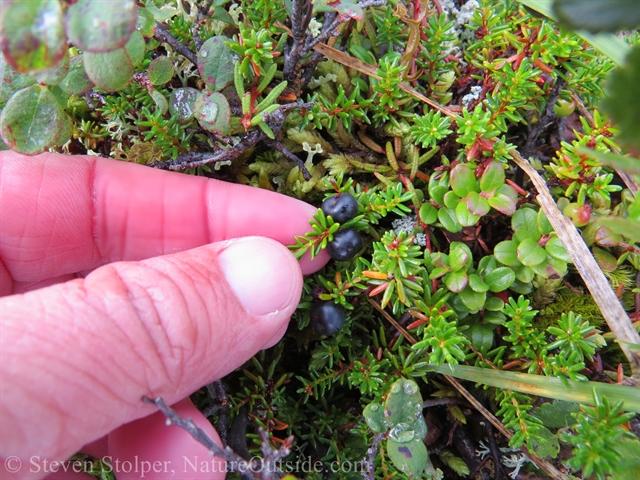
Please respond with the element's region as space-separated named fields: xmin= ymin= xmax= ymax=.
xmin=321 ymin=193 xmax=359 ymax=224
xmin=310 ymin=302 xmax=345 ymax=336
xmin=563 ymin=202 xmax=592 ymax=227
xmin=327 ymin=228 xmax=363 ymax=262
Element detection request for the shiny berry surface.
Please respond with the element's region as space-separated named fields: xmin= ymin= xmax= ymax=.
xmin=310 ymin=302 xmax=345 ymax=336
xmin=327 ymin=228 xmax=363 ymax=262
xmin=321 ymin=193 xmax=359 ymax=224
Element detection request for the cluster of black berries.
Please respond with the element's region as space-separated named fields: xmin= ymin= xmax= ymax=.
xmin=321 ymin=193 xmax=363 ymax=262
xmin=310 ymin=194 xmax=363 ymax=336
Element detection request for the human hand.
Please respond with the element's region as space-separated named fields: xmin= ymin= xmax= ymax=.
xmin=0 ymin=151 xmax=329 ymax=479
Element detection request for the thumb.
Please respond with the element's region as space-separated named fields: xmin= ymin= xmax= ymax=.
xmin=0 ymin=237 xmax=302 ymax=477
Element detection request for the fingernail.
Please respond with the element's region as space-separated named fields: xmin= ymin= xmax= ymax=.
xmin=218 ymin=237 xmax=301 ymax=317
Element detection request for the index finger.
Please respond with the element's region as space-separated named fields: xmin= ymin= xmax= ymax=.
xmin=0 ymin=151 xmax=327 ymax=291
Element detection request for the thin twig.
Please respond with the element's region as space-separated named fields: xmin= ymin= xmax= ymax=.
xmin=362 ymin=432 xmax=384 ymax=480
xmin=154 ymin=22 xmax=198 ymax=66
xmin=263 ymin=139 xmax=311 ymax=179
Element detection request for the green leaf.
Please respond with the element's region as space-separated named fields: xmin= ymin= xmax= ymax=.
xmin=513 ymin=264 xmax=535 ymax=283
xmin=537 ymin=208 xmax=554 ymax=235
xmin=450 ymin=164 xmax=477 ymax=197
xmin=438 ymin=207 xmax=462 ymax=233
xmin=419 ymin=203 xmax=438 ymax=224
xmin=194 ymin=91 xmax=231 ymax=135
xmin=517 ymin=238 xmax=548 ymax=266
xmin=125 ymin=30 xmax=146 ymax=66
xmin=329 ymin=0 xmax=365 ymax=21
xmin=596 ymin=216 xmax=640 ymax=242
xmin=147 ymin=56 xmax=174 ymax=85
xmin=545 ymin=236 xmax=572 ymax=262
xmin=0 ymin=85 xmax=71 ymax=154
xmin=66 ymin=0 xmax=137 ymax=53
xmin=468 ymin=274 xmax=489 ymax=293
xmin=532 ymin=400 xmax=579 ymax=428
xmin=494 ymin=240 xmax=521 ymax=266
xmin=552 ymin=0 xmax=640 ymax=33
xmin=363 ymin=402 xmax=386 ymax=433
xmin=513 ymin=208 xmax=541 ymax=242
xmin=0 ymin=56 xmax=36 ymax=107
xmin=144 ymin=0 xmax=177 ymax=21
xmin=198 ymin=36 xmax=235 ymax=92
xmin=169 ymin=87 xmax=199 ymax=123
xmin=33 ymin=51 xmax=69 ymax=86
xmin=444 ymin=270 xmax=468 ymax=293
xmin=150 ymin=89 xmax=168 ymax=115
xmin=449 ymin=243 xmax=470 ymax=271
xmin=532 ymin=426 xmax=560 ymax=459
xmin=459 ymin=287 xmax=486 ymax=313
xmin=429 ymin=185 xmax=448 ymax=206
xmin=84 ymin=49 xmax=133 ymax=91
xmin=470 ymin=324 xmax=494 ymax=351
xmin=601 ymin=45 xmax=640 ymax=154
xmin=443 ymin=190 xmax=460 ymax=209
xmin=532 ymin=256 xmax=567 ymax=278
xmin=485 ymin=296 xmax=505 ymax=311
xmin=58 ymin=56 xmax=94 ymax=96
xmin=384 ymin=378 xmax=425 ymax=428
xmin=1 ymin=0 xmax=67 ymax=73
xmin=465 ymin=191 xmax=491 ymax=216
xmin=387 ymin=438 xmax=428 ymax=479
xmin=456 ymin=201 xmax=481 ymax=227
xmin=480 ymin=161 xmax=505 ymax=193
xmin=592 ymin=246 xmax=619 ymax=272
xmin=488 ymin=184 xmax=518 ymax=216
xmin=136 ymin=7 xmax=155 ymax=37
xmin=484 ymin=267 xmax=516 ymax=292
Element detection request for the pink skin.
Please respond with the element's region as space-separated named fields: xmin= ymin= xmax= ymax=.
xmin=0 ymin=152 xmax=329 ymax=479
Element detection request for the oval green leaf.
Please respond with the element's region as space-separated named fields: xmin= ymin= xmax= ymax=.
xmin=0 ymin=85 xmax=71 ymax=154
xmin=444 ymin=270 xmax=468 ymax=293
xmin=194 ymin=91 xmax=231 ymax=135
xmin=449 ymin=243 xmax=470 ymax=272
xmin=480 ymin=160 xmax=505 ymax=193
xmin=1 ymin=56 xmax=36 ymax=107
xmin=1 ymin=0 xmax=67 ymax=73
xmin=488 ymin=185 xmax=517 ymax=216
xmin=517 ymin=238 xmax=547 ymax=267
xmin=468 ymin=273 xmax=489 ymax=293
xmin=459 ymin=287 xmax=486 ymax=313
xmin=494 ymin=240 xmax=521 ymax=267
xmin=450 ymin=163 xmax=477 ymax=197
xmin=438 ymin=207 xmax=462 ymax=233
xmin=66 ymin=0 xmax=137 ymax=53
xmin=387 ymin=438 xmax=428 ymax=480
xmin=484 ymin=267 xmax=516 ymax=292
xmin=148 ymin=56 xmax=173 ymax=85
xmin=169 ymin=87 xmax=199 ymax=123
xmin=513 ymin=208 xmax=541 ymax=242
xmin=59 ymin=55 xmax=94 ymax=95
xmin=198 ymin=36 xmax=235 ymax=92
xmin=419 ymin=202 xmax=438 ymax=225
xmin=125 ymin=30 xmax=146 ymax=66
xmin=545 ymin=235 xmax=572 ymax=263
xmin=84 ymin=49 xmax=133 ymax=91
xmin=136 ymin=7 xmax=155 ymax=37
xmin=456 ymin=201 xmax=481 ymax=227
xmin=466 ymin=191 xmax=491 ymax=216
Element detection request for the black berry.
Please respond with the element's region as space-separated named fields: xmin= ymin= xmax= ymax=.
xmin=321 ymin=193 xmax=359 ymax=224
xmin=326 ymin=227 xmax=363 ymax=262
xmin=310 ymin=302 xmax=345 ymax=336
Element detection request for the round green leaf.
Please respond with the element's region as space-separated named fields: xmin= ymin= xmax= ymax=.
xmin=470 ymin=324 xmax=494 ymax=351
xmin=438 ymin=207 xmax=462 ymax=233
xmin=387 ymin=437 xmax=428 ymax=479
xmin=592 ymin=246 xmax=618 ymax=272
xmin=465 ymin=191 xmax=491 ymax=216
xmin=443 ymin=190 xmax=460 ymax=209
xmin=1 ymin=0 xmax=67 ymax=73
xmin=488 ymin=186 xmax=517 ymax=216
xmin=449 ymin=243 xmax=470 ymax=272
xmin=545 ymin=236 xmax=572 ymax=263
xmin=484 ymin=296 xmax=505 ymax=311
xmin=136 ymin=7 xmax=155 ymax=37
xmin=125 ymin=30 xmax=146 ymax=66
xmin=468 ymin=273 xmax=489 ymax=293
xmin=66 ymin=0 xmax=137 ymax=53
xmin=512 ymin=208 xmax=541 ymax=242
xmin=148 ymin=56 xmax=174 ymax=85
xmin=450 ymin=164 xmax=477 ymax=197
xmin=84 ymin=49 xmax=133 ymax=91
xmin=517 ymin=238 xmax=547 ymax=267
xmin=169 ymin=87 xmax=199 ymax=123
xmin=456 ymin=201 xmax=481 ymax=227
xmin=444 ymin=270 xmax=468 ymax=293
xmin=0 ymin=85 xmax=71 ymax=154
xmin=197 ymin=36 xmax=235 ymax=92
xmin=1 ymin=55 xmax=36 ymax=107
xmin=509 ymin=279 xmax=533 ymax=295
xmin=59 ymin=55 xmax=94 ymax=95
xmin=459 ymin=287 xmax=486 ymax=313
xmin=194 ymin=91 xmax=231 ymax=135
xmin=429 ymin=184 xmax=448 ymax=206
xmin=419 ymin=203 xmax=438 ymax=225
xmin=363 ymin=402 xmax=386 ymax=433
xmin=33 ymin=51 xmax=69 ymax=85
xmin=484 ymin=267 xmax=516 ymax=292
xmin=513 ymin=265 xmax=535 ymax=283
xmin=480 ymin=160 xmax=505 ymax=193
xmin=494 ymin=240 xmax=520 ymax=267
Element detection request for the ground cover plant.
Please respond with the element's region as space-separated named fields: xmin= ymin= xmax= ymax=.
xmin=1 ymin=0 xmax=640 ymax=478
